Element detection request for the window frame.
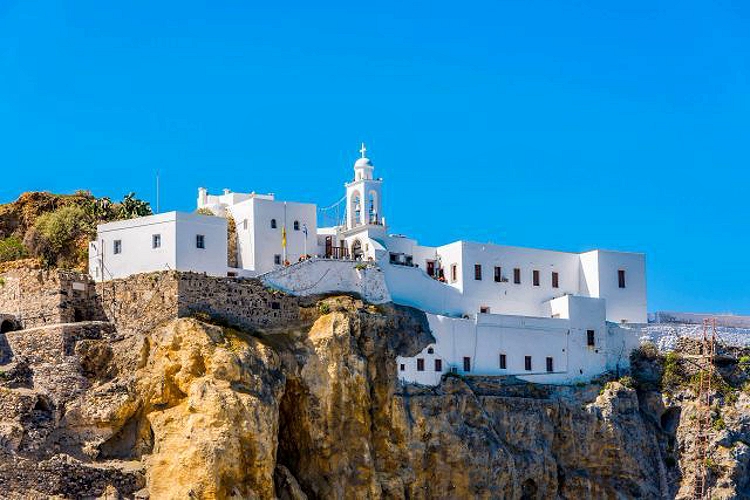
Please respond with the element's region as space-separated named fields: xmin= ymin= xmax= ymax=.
xmin=546 ymin=357 xmax=554 ymax=372
xmin=499 ymin=353 xmax=507 ymax=369
xmin=587 ymin=329 xmax=595 ymax=347
xmin=270 ymin=219 xmax=277 ymax=229
xmin=274 ymin=254 xmax=282 ymax=265
xmin=113 ymin=240 xmax=122 ymax=255
xmin=494 ymin=266 xmax=502 ymax=282
xmin=451 ymin=264 xmax=458 ymax=283
xmin=552 ymin=271 xmax=559 ymax=288
xmin=524 ymin=355 xmax=532 ymax=371
xmin=532 ymin=269 xmax=540 ymax=287
xmin=434 ymin=359 xmax=442 ymax=372
xmin=463 ymin=356 xmax=471 ymax=372
xmin=152 ymin=234 xmax=161 ymax=249
xmin=417 ymin=358 xmax=425 ymax=372
xmin=618 ymin=269 xmax=626 ymax=288
xmin=474 ymin=264 xmax=482 ymax=280
xmin=196 ymin=234 xmax=205 ymax=249
xmin=293 ymin=220 xmax=300 ymax=231
xmin=513 ymin=267 xmax=521 ymax=284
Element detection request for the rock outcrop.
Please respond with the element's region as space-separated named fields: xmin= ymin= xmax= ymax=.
xmin=0 ymin=293 xmax=746 ymax=498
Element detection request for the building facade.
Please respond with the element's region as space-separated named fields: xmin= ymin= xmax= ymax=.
xmin=88 ymin=144 xmax=647 ymax=385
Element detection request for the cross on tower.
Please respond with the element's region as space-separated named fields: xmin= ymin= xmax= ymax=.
xmin=359 ymin=142 xmax=367 ymax=158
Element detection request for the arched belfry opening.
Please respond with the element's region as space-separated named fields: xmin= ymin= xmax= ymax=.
xmin=351 ymin=239 xmax=364 ymax=260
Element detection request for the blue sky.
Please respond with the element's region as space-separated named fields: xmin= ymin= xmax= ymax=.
xmin=1 ymin=1 xmax=748 ymax=314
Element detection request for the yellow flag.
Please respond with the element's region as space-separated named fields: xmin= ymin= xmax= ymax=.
xmin=282 ymin=226 xmax=287 ymax=248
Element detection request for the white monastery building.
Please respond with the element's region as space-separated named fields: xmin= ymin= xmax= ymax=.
xmin=89 ymin=144 xmax=647 ymax=385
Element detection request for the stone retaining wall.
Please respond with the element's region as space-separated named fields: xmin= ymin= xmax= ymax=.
xmin=0 ymin=266 xmax=104 ymax=329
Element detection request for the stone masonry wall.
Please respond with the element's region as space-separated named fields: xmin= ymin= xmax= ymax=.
xmin=0 ymin=265 xmax=104 ymax=329
xmin=177 ymin=273 xmax=300 ymax=332
xmin=1 ymin=263 xmax=301 ymax=337
xmin=95 ymin=270 xmax=300 ymax=335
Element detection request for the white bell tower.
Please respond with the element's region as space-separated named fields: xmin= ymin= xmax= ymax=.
xmin=345 ymin=143 xmax=384 ymax=230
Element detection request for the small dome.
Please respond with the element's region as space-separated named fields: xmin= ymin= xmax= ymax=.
xmin=355 ymin=157 xmax=372 ymax=168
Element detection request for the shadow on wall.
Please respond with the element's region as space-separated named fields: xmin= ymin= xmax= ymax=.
xmin=0 ymin=319 xmax=16 ymax=365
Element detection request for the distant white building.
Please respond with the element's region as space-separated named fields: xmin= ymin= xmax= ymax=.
xmin=89 ymin=144 xmax=648 ymax=385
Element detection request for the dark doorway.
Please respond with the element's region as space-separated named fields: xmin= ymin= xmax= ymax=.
xmin=0 ymin=320 xmax=14 ymax=334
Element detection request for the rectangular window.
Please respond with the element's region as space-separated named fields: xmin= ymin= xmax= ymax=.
xmin=499 ymin=353 xmax=507 ymax=369
xmin=274 ymin=254 xmax=282 ymax=265
xmin=480 ymin=306 xmax=490 ymax=314
xmin=618 ymin=269 xmax=626 ymax=288
xmin=513 ymin=268 xmax=521 ymax=284
xmin=533 ymin=270 xmax=540 ymax=287
xmin=546 ymin=357 xmax=554 ymax=372
xmin=463 ymin=357 xmax=471 ymax=372
xmin=389 ymin=253 xmax=398 ymax=263
xmin=587 ymin=329 xmax=595 ymax=346
xmin=434 ymin=359 xmax=442 ymax=372
xmin=243 ymin=219 xmax=248 ymax=230
xmin=400 ymin=363 xmax=405 ymax=371
xmin=552 ymin=271 xmax=559 ymax=288
xmin=494 ymin=266 xmax=502 ymax=282
xmin=524 ymin=356 xmax=532 ymax=371
xmin=113 ymin=240 xmax=122 ymax=254
xmin=451 ymin=264 xmax=458 ymax=283
xmin=474 ymin=264 xmax=482 ymax=280
xmin=417 ymin=358 xmax=425 ymax=371
xmin=196 ymin=234 xmax=205 ymax=249
xmin=152 ymin=234 xmax=161 ymax=249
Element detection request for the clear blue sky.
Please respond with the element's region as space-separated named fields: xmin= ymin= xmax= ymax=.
xmin=1 ymin=1 xmax=748 ymax=314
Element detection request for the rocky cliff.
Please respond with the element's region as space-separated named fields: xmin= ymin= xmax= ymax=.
xmin=0 ymin=294 xmax=747 ymax=499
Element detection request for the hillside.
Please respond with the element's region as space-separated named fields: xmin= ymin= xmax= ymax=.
xmin=0 ymin=275 xmax=747 ymax=499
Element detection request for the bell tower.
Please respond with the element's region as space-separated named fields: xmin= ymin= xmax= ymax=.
xmin=345 ymin=143 xmax=384 ymax=230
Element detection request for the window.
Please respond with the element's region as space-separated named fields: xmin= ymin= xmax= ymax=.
xmin=196 ymin=234 xmax=205 ymax=249
xmin=427 ymin=347 xmax=434 ymax=354
xmin=451 ymin=264 xmax=458 ymax=282
xmin=546 ymin=357 xmax=554 ymax=372
xmin=400 ymin=364 xmax=405 ymax=371
xmin=532 ymin=270 xmax=540 ymax=287
xmin=271 ymin=301 xmax=281 ymax=310
xmin=293 ymin=220 xmax=300 ymax=231
xmin=499 ymin=353 xmax=507 ymax=369
xmin=463 ymin=357 xmax=471 ymax=372
xmin=274 ymin=254 xmax=282 ymax=265
xmin=271 ymin=219 xmax=277 ymax=229
xmin=494 ymin=266 xmax=502 ymax=282
xmin=389 ymin=253 xmax=398 ymax=263
xmin=435 ymin=359 xmax=442 ymax=371
xmin=417 ymin=358 xmax=425 ymax=371
xmin=524 ymin=356 xmax=532 ymax=371
xmin=480 ymin=306 xmax=490 ymax=314
xmin=113 ymin=240 xmax=122 ymax=254
xmin=618 ymin=269 xmax=626 ymax=288
xmin=552 ymin=272 xmax=559 ymax=288
xmin=513 ymin=268 xmax=521 ymax=284
xmin=152 ymin=234 xmax=161 ymax=249
xmin=474 ymin=264 xmax=482 ymax=280
xmin=243 ymin=219 xmax=248 ymax=230
xmin=587 ymin=329 xmax=595 ymax=347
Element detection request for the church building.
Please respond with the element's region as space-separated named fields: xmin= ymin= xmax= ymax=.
xmin=88 ymin=145 xmax=647 ymax=385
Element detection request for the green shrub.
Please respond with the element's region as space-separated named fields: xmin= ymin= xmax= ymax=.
xmin=661 ymin=351 xmax=685 ymax=390
xmin=712 ymin=416 xmax=726 ymax=431
xmin=318 ymin=302 xmax=331 ymax=314
xmin=24 ymin=205 xmax=88 ymax=268
xmin=618 ymin=375 xmax=636 ymax=389
xmin=0 ymin=236 xmax=27 ymax=263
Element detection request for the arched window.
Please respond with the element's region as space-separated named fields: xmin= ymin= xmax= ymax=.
xmin=368 ymin=190 xmax=378 ymax=224
xmin=271 ymin=219 xmax=277 ymax=229
xmin=350 ymin=191 xmax=362 ymax=227
xmin=293 ymin=220 xmax=300 ymax=231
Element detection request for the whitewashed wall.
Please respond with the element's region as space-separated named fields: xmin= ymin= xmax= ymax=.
xmin=261 ymin=258 xmax=391 ymax=304
xmin=89 ymin=212 xmax=227 ymax=281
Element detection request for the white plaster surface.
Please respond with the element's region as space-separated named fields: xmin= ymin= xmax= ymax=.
xmin=260 ymin=258 xmax=391 ymax=304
